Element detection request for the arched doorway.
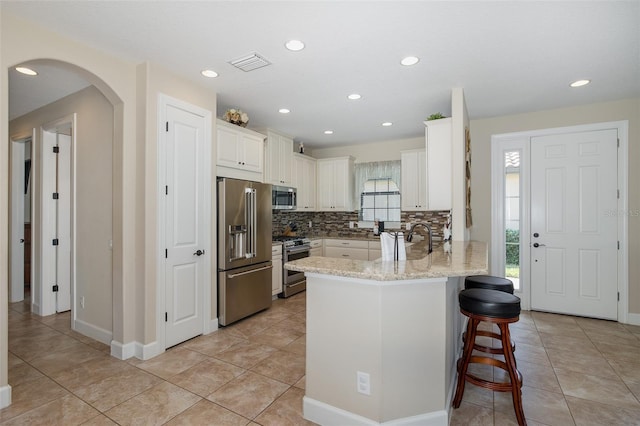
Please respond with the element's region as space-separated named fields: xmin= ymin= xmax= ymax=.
xmin=8 ymin=59 xmax=116 ymax=340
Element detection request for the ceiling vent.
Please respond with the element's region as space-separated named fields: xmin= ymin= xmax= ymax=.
xmin=228 ymin=52 xmax=271 ymax=72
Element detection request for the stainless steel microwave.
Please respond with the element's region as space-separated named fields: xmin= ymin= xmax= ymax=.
xmin=272 ymin=185 xmax=297 ymax=210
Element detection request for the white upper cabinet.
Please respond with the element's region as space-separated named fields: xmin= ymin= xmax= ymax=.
xmin=425 ymin=118 xmax=452 ymax=210
xmin=264 ymin=130 xmax=293 ymax=186
xmin=401 ymin=149 xmax=427 ymax=211
xmin=216 ymin=119 xmax=264 ymax=181
xmin=292 ymin=153 xmax=316 ymax=211
xmin=316 ymin=156 xmax=354 ymax=211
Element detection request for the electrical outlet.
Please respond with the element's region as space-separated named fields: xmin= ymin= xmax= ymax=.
xmin=406 ymin=222 xmax=411 ymax=231
xmin=357 ymin=371 xmax=371 ymax=395
xmin=80 ymin=296 xmax=85 ymax=309
xmin=349 ymin=221 xmax=354 ymax=229
xmin=308 ymin=221 xmax=313 ymax=228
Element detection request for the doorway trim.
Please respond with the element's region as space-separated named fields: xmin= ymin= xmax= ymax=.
xmin=153 ymin=93 xmax=213 ymax=359
xmin=39 ymin=114 xmax=77 ymax=316
xmin=491 ymin=120 xmax=629 ymax=323
xmin=9 ymin=134 xmax=33 ymax=304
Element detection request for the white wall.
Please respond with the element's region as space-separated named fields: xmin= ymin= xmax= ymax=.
xmin=470 ymin=98 xmax=640 ymax=314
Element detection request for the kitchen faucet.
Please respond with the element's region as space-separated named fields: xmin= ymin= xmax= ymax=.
xmin=406 ymin=222 xmax=433 ymax=254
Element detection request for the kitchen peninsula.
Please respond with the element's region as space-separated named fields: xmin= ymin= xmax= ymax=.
xmin=285 ymin=240 xmax=488 ymax=426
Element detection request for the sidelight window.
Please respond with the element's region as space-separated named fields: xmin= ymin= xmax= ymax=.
xmin=504 ymin=151 xmax=521 ymax=290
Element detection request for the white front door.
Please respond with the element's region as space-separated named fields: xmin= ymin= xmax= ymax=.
xmin=163 ymin=102 xmax=209 ymax=348
xmin=530 ymin=129 xmax=618 ymax=319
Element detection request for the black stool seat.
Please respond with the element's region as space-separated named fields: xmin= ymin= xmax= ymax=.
xmin=465 ymin=275 xmax=514 ymax=294
xmin=459 ymin=288 xmax=521 ymax=318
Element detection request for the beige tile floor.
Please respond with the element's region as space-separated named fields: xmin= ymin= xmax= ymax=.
xmin=3 ymin=292 xmax=640 ymax=425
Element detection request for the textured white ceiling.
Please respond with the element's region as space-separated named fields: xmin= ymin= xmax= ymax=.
xmin=4 ymin=1 xmax=639 ymax=148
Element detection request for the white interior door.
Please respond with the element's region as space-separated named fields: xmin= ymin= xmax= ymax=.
xmin=530 ymin=129 xmax=618 ymax=319
xmin=10 ymin=140 xmax=26 ymax=303
xmin=56 ymin=134 xmax=72 ymax=312
xmin=41 ymin=125 xmax=73 ymax=315
xmin=164 ymin=103 xmax=208 ymax=348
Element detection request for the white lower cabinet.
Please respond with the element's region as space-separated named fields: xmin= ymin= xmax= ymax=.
xmin=272 ymin=244 xmax=283 ymax=296
xmin=323 ymin=239 xmax=369 ymax=260
xmin=310 ymin=239 xmax=323 ymax=256
xmin=368 ymin=241 xmax=382 ymax=260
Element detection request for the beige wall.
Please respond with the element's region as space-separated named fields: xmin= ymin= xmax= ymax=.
xmin=1 ymin=10 xmax=138 ymax=394
xmin=470 ymin=98 xmax=640 ymax=314
xmin=310 ymin=136 xmax=423 ymax=162
xmin=138 ymin=62 xmax=217 ymax=344
xmin=10 ymin=86 xmax=114 ymax=334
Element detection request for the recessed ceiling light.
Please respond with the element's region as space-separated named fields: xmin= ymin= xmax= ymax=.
xmin=15 ymin=66 xmax=37 ymax=76
xmin=201 ymin=69 xmax=218 ymax=78
xmin=347 ymin=94 xmax=361 ymax=100
xmin=400 ymin=56 xmax=420 ymax=66
xmin=324 ymin=130 xmax=334 ymax=135
xmin=285 ymin=40 xmax=305 ymax=51
xmin=382 ymin=122 xmax=393 ymax=127
xmin=570 ymin=79 xmax=590 ymax=87
xmin=279 ymin=108 xmax=290 ymax=114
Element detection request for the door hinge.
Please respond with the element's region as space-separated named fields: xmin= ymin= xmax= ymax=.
xmin=165 ymin=312 xmax=168 ymax=322
xmin=52 ymin=238 xmax=59 ymax=246
xmin=53 ymin=192 xmax=59 ymax=200
xmin=165 ymin=248 xmax=168 ymax=258
xmin=617 ymin=189 xmax=620 ymax=199
xmin=618 ymin=292 xmax=620 ymax=301
xmin=53 ymin=146 xmax=59 ymax=153
xmin=165 ymin=185 xmax=168 ymax=195
xmin=166 ymin=122 xmax=169 ymax=132
xmin=617 ymin=138 xmax=620 ymax=148
xmin=52 ymin=284 xmax=59 ymax=292
xmin=618 ymin=241 xmax=620 ymax=250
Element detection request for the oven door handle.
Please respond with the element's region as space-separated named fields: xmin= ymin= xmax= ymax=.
xmin=286 ymin=245 xmax=311 ymax=255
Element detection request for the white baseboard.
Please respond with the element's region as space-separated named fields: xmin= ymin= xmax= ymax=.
xmin=626 ymin=313 xmax=640 ymax=326
xmin=205 ymin=318 xmax=219 ymax=335
xmin=110 ymin=340 xmax=136 ymax=360
xmin=73 ymin=318 xmax=112 ymax=345
xmin=31 ymin=302 xmax=41 ymax=316
xmin=303 ymin=396 xmax=448 ymax=426
xmin=136 ymin=340 xmax=163 ymax=360
xmin=0 ymin=385 xmax=12 ymax=409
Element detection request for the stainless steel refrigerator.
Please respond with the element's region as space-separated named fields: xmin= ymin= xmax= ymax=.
xmin=217 ymin=177 xmax=273 ymax=326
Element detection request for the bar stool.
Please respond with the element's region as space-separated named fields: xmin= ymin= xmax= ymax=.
xmin=463 ymin=275 xmax=516 ymax=356
xmin=453 ymin=288 xmax=526 ymax=426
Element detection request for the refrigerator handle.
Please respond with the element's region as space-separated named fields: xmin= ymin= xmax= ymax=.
xmin=245 ymin=188 xmax=257 ymax=258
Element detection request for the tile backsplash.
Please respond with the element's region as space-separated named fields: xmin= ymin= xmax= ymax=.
xmin=273 ymin=210 xmax=450 ymax=241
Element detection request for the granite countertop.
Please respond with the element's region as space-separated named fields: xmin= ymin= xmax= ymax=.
xmin=285 ymin=240 xmax=488 ymax=281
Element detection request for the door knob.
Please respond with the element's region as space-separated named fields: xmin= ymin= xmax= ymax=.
xmin=20 ymin=239 xmax=24 ymax=243
xmin=533 ymin=243 xmax=546 ymax=248
xmin=193 ymin=249 xmax=205 ymax=256
xmin=533 ymin=233 xmax=539 ymax=238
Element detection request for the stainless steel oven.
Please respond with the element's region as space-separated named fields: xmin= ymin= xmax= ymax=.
xmin=274 ymin=236 xmax=310 ymax=298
